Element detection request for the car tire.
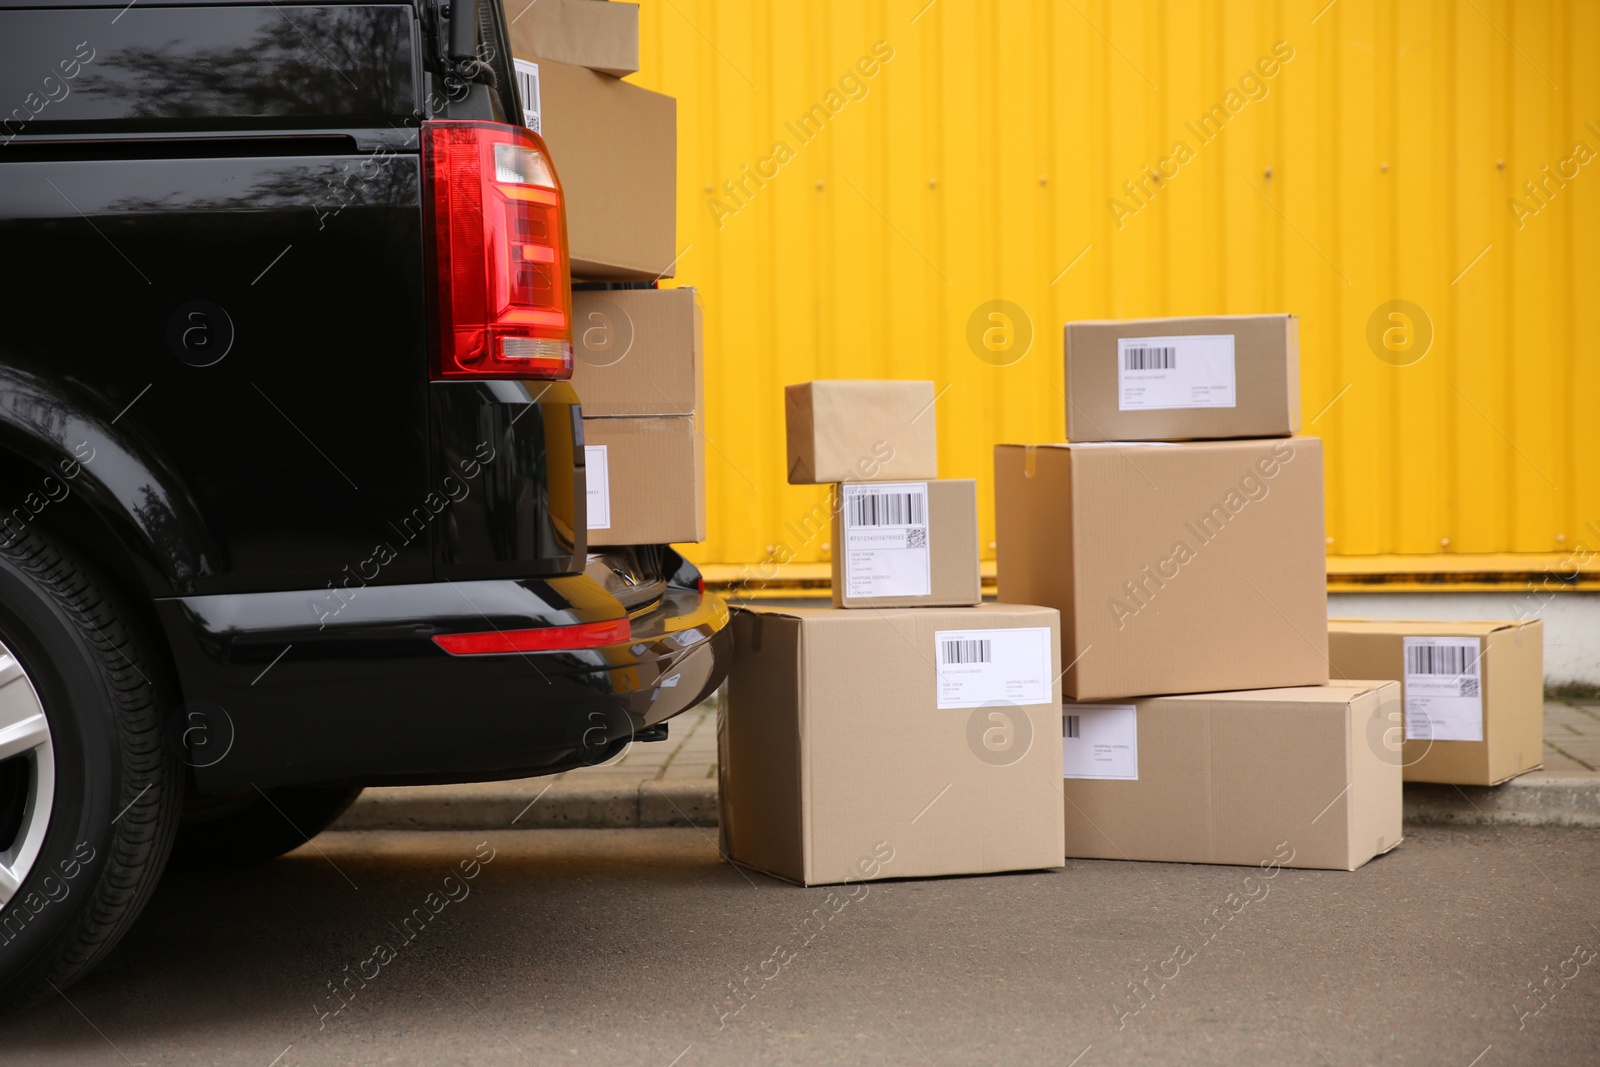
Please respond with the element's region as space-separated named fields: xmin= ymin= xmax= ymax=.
xmin=168 ymin=785 xmax=363 ymax=870
xmin=0 ymin=526 xmax=182 ymax=1009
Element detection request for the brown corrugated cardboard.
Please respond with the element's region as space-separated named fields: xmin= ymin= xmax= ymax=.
xmin=995 ymin=437 xmax=1328 ymax=700
xmin=829 ymin=479 xmax=981 ymax=608
xmin=512 ymin=54 xmax=675 ymax=280
xmin=1061 ymin=682 xmax=1403 ymax=870
xmin=785 ymin=380 xmax=939 ymax=484
xmin=583 ymin=415 xmax=704 ymax=545
xmin=1065 ymin=314 xmax=1300 ymax=442
xmin=720 ymin=604 xmax=1065 ymax=885
xmin=1328 ymin=619 xmax=1544 ymax=785
xmin=505 ymin=0 xmax=639 ymax=77
xmin=571 ymin=288 xmax=701 ymax=416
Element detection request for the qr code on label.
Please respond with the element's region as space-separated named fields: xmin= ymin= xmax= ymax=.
xmin=906 ymin=528 xmax=927 ymax=549
xmin=1460 ymin=677 xmax=1480 ymax=698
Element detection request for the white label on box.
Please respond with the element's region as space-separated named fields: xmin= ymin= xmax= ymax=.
xmin=585 ymin=444 xmax=610 ymax=530
xmin=1063 ymin=704 xmax=1139 ymax=780
xmin=1117 ymin=334 xmax=1237 ymax=411
xmin=934 ymin=627 xmax=1052 ymax=709
xmin=841 ymin=482 xmax=931 ymax=599
xmin=514 ymin=59 xmax=541 ymax=132
xmin=1402 ymin=636 xmax=1484 ymax=743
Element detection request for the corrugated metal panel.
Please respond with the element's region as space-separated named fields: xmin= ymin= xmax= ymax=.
xmin=628 ymin=0 xmax=1600 ymax=575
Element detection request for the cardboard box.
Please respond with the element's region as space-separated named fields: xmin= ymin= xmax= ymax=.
xmin=582 ymin=415 xmax=703 ymax=545
xmin=1065 ymin=314 xmax=1300 ymax=442
xmin=506 ymin=0 xmax=639 ymax=77
xmin=829 ymin=479 xmax=980 ymax=608
xmin=1328 ymin=619 xmax=1544 ymax=785
xmin=720 ymin=604 xmax=1065 ymax=885
xmin=571 ymin=288 xmax=701 ymax=416
xmin=1061 ymin=682 xmax=1403 ymax=870
xmin=785 ymin=380 xmax=939 ymax=484
xmin=995 ymin=437 xmax=1328 ymax=700
xmin=512 ymin=54 xmax=675 ymax=281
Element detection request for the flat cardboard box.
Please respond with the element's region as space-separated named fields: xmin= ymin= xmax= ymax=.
xmin=1060 ymin=682 xmax=1403 ymax=870
xmin=505 ymin=0 xmax=639 ymax=77
xmin=1328 ymin=619 xmax=1544 ymax=785
xmin=995 ymin=437 xmax=1328 ymax=700
xmin=829 ymin=479 xmax=980 ymax=608
xmin=512 ymin=54 xmax=676 ymax=280
xmin=785 ymin=380 xmax=939 ymax=484
xmin=720 ymin=604 xmax=1065 ymax=886
xmin=571 ymin=288 xmax=701 ymax=416
xmin=582 ymin=415 xmax=704 ymax=545
xmin=1065 ymin=314 xmax=1300 ymax=442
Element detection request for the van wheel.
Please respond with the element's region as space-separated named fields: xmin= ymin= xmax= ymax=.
xmin=169 ymin=785 xmax=363 ymax=869
xmin=0 ymin=527 xmax=181 ymax=1009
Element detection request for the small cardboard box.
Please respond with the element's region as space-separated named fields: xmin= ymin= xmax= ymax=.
xmin=1061 ymin=682 xmax=1403 ymax=870
xmin=571 ymin=288 xmax=701 ymax=417
xmin=1328 ymin=619 xmax=1544 ymax=785
xmin=785 ymin=380 xmax=939 ymax=485
xmin=1065 ymin=314 xmax=1299 ymax=442
xmin=995 ymin=437 xmax=1328 ymax=700
xmin=512 ymin=54 xmax=676 ymax=281
xmin=506 ymin=0 xmax=639 ymax=77
xmin=720 ymin=604 xmax=1065 ymax=886
xmin=583 ymin=415 xmax=703 ymax=545
xmin=829 ymin=479 xmax=980 ymax=608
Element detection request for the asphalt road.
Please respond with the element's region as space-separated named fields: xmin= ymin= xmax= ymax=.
xmin=3 ymin=825 xmax=1598 ymax=1066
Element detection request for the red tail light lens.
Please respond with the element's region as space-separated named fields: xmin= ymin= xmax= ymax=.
xmin=423 ymin=121 xmax=573 ymax=380
xmin=432 ymin=617 xmax=631 ymax=656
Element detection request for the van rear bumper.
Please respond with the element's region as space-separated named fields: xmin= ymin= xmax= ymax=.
xmin=156 ymin=570 xmax=729 ymax=792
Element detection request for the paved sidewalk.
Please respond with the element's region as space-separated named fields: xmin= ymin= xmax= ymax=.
xmin=335 ymin=697 xmax=1600 ymax=831
xmin=336 ymin=697 xmax=723 ymax=832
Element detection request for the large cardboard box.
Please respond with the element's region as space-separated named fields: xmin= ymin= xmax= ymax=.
xmin=995 ymin=437 xmax=1328 ymax=700
xmin=1328 ymin=619 xmax=1544 ymax=785
xmin=583 ymin=415 xmax=703 ymax=545
xmin=829 ymin=479 xmax=980 ymax=608
xmin=571 ymin=288 xmax=701 ymax=416
xmin=720 ymin=604 xmax=1065 ymax=885
xmin=785 ymin=380 xmax=939 ymax=484
xmin=506 ymin=0 xmax=639 ymax=77
xmin=1061 ymin=682 xmax=1403 ymax=870
xmin=512 ymin=55 xmax=675 ymax=281
xmin=1065 ymin=314 xmax=1300 ymax=442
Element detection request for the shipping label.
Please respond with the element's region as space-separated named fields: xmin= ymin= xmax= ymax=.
xmin=585 ymin=444 xmax=610 ymax=530
xmin=514 ymin=59 xmax=541 ymax=132
xmin=841 ymin=482 xmax=931 ymax=599
xmin=1117 ymin=333 xmax=1237 ymax=410
xmin=934 ymin=626 xmax=1052 ymax=709
xmin=1063 ymin=704 xmax=1139 ymax=780
xmin=1402 ymin=636 xmax=1484 ymax=742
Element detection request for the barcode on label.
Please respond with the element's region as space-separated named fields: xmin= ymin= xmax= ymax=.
xmin=848 ymin=491 xmax=925 ymax=527
xmin=1123 ymin=346 xmax=1177 ymax=371
xmin=940 ymin=639 xmax=991 ymax=665
xmin=1065 ymin=714 xmax=1080 ymax=739
xmin=1406 ymin=644 xmax=1478 ymax=676
xmin=515 ymin=61 xmax=540 ymax=131
xmin=1460 ymin=676 xmax=1480 ymax=698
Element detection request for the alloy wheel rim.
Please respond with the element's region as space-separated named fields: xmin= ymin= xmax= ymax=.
xmin=0 ymin=641 xmax=54 ymax=909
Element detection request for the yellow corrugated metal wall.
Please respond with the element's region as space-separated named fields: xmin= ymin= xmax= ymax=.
xmin=628 ymin=0 xmax=1600 ymax=573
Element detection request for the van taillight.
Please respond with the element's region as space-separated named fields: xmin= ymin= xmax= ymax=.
xmin=422 ymin=121 xmax=572 ymax=380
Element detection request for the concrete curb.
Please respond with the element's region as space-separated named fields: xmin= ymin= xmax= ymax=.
xmin=333 ymin=778 xmax=720 ymax=832
xmin=335 ymin=775 xmax=1600 ymax=832
xmin=1401 ymin=773 xmax=1600 ymax=829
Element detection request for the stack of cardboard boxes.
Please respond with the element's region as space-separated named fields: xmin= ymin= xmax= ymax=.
xmin=718 ymin=317 xmax=1547 ymax=885
xmin=998 ymin=315 xmax=1402 ymax=871
xmin=509 ymin=1 xmax=705 ymax=545
xmin=717 ymin=381 xmax=1064 ymax=886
